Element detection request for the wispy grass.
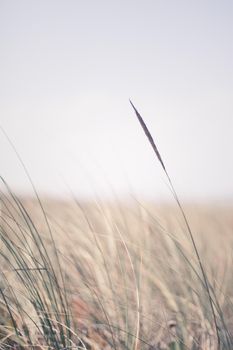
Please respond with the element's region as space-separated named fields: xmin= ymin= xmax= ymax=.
xmin=130 ymin=100 xmax=232 ymax=349
xmin=0 ymin=105 xmax=232 ymax=349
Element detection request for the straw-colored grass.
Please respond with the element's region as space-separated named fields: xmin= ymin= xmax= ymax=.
xmin=0 ymin=102 xmax=232 ymax=349
xmin=0 ymin=194 xmax=232 ymax=349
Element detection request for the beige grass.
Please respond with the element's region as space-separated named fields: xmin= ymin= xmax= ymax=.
xmin=0 ymin=195 xmax=232 ymax=349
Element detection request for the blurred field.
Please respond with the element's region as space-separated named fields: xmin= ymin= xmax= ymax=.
xmin=0 ymin=194 xmax=232 ymax=349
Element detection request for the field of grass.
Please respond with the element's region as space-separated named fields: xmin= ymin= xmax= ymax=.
xmin=0 ymin=105 xmax=232 ymax=349
xmin=0 ymin=193 xmax=232 ymax=349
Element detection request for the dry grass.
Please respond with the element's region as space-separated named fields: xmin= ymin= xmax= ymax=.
xmin=0 ymin=102 xmax=232 ymax=349
xmin=0 ymin=194 xmax=232 ymax=349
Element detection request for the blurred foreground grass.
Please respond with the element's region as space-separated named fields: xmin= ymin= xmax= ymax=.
xmin=0 ymin=193 xmax=232 ymax=349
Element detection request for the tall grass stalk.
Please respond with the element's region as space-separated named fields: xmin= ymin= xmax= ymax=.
xmin=129 ymin=100 xmax=228 ymax=349
xmin=0 ymin=109 xmax=232 ymax=349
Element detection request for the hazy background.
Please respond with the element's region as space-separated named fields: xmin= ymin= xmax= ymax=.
xmin=0 ymin=0 xmax=232 ymax=201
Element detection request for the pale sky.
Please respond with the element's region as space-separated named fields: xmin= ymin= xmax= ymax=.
xmin=0 ymin=0 xmax=232 ymax=201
